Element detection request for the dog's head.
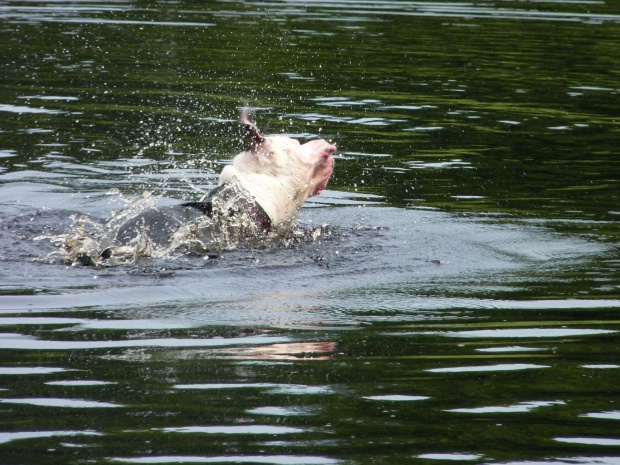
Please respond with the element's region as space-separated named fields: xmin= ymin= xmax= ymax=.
xmin=219 ymin=109 xmax=336 ymax=224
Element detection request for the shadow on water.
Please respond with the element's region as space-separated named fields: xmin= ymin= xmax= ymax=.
xmin=0 ymin=1 xmax=620 ymax=464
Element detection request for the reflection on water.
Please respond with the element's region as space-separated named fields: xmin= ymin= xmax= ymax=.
xmin=1 ymin=0 xmax=620 ymax=464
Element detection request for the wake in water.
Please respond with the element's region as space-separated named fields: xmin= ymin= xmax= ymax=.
xmin=40 ymin=181 xmax=326 ymax=267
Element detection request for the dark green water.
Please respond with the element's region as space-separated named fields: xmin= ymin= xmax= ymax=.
xmin=1 ymin=1 xmax=619 ymax=464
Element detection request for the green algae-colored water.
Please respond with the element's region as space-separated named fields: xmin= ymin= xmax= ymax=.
xmin=1 ymin=1 xmax=619 ymax=464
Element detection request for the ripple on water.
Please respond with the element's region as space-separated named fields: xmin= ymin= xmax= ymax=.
xmin=494 ymin=458 xmax=620 ymax=465
xmin=0 ymin=104 xmax=64 ymax=114
xmin=404 ymin=159 xmax=471 ymax=169
xmin=108 ymin=455 xmax=342 ymax=464
xmin=416 ymin=453 xmax=483 ymax=461
xmin=554 ymin=438 xmax=620 ymax=446
xmin=447 ymin=400 xmax=565 ymax=414
xmin=476 ymin=346 xmax=548 ymax=353
xmin=246 ymin=406 xmax=317 ymax=416
xmin=404 ymin=126 xmax=444 ymax=132
xmin=18 ymin=95 xmax=79 ymax=101
xmin=362 ymin=395 xmax=430 ymax=402
xmin=45 ymin=380 xmax=117 ymax=386
xmin=581 ymin=364 xmax=620 ymax=369
xmin=310 ymin=97 xmax=382 ymax=107
xmin=441 ymin=328 xmax=617 ymax=338
xmin=156 ymin=425 xmax=307 ymax=435
xmin=0 ymin=150 xmax=18 ymax=158
xmin=0 ymin=430 xmax=101 ymax=445
xmin=341 ymin=151 xmax=392 ymax=158
xmin=0 ymin=366 xmax=73 ymax=375
xmin=0 ymin=398 xmax=123 ymax=408
xmin=381 ymin=104 xmax=438 ymax=111
xmin=173 ymin=383 xmax=333 ymax=396
xmin=426 ymin=363 xmax=549 ymax=373
xmin=0 ymin=333 xmax=289 ymax=350
xmin=581 ymin=411 xmax=620 ymax=421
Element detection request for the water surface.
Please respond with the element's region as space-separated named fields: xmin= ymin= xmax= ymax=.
xmin=1 ymin=1 xmax=619 ymax=464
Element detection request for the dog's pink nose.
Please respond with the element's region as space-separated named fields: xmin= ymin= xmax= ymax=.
xmin=323 ymin=144 xmax=336 ymax=158
xmin=322 ymin=147 xmax=336 ymax=162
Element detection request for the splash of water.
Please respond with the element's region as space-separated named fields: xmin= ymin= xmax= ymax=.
xmin=38 ymin=181 xmax=325 ymax=267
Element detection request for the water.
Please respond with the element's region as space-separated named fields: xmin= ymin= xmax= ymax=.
xmin=1 ymin=1 xmax=619 ymax=464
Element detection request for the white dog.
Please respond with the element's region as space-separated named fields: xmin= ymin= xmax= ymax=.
xmin=219 ymin=108 xmax=336 ymax=226
xmin=73 ymin=108 xmax=337 ymax=265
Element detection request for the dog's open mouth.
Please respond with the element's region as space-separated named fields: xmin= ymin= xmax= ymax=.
xmin=313 ymin=150 xmax=335 ymax=196
xmin=313 ymin=183 xmax=327 ymax=196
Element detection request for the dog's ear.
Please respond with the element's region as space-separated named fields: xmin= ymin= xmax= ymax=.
xmin=240 ymin=108 xmax=265 ymax=150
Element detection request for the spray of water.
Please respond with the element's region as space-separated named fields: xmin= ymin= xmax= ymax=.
xmin=38 ymin=181 xmax=327 ymax=267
